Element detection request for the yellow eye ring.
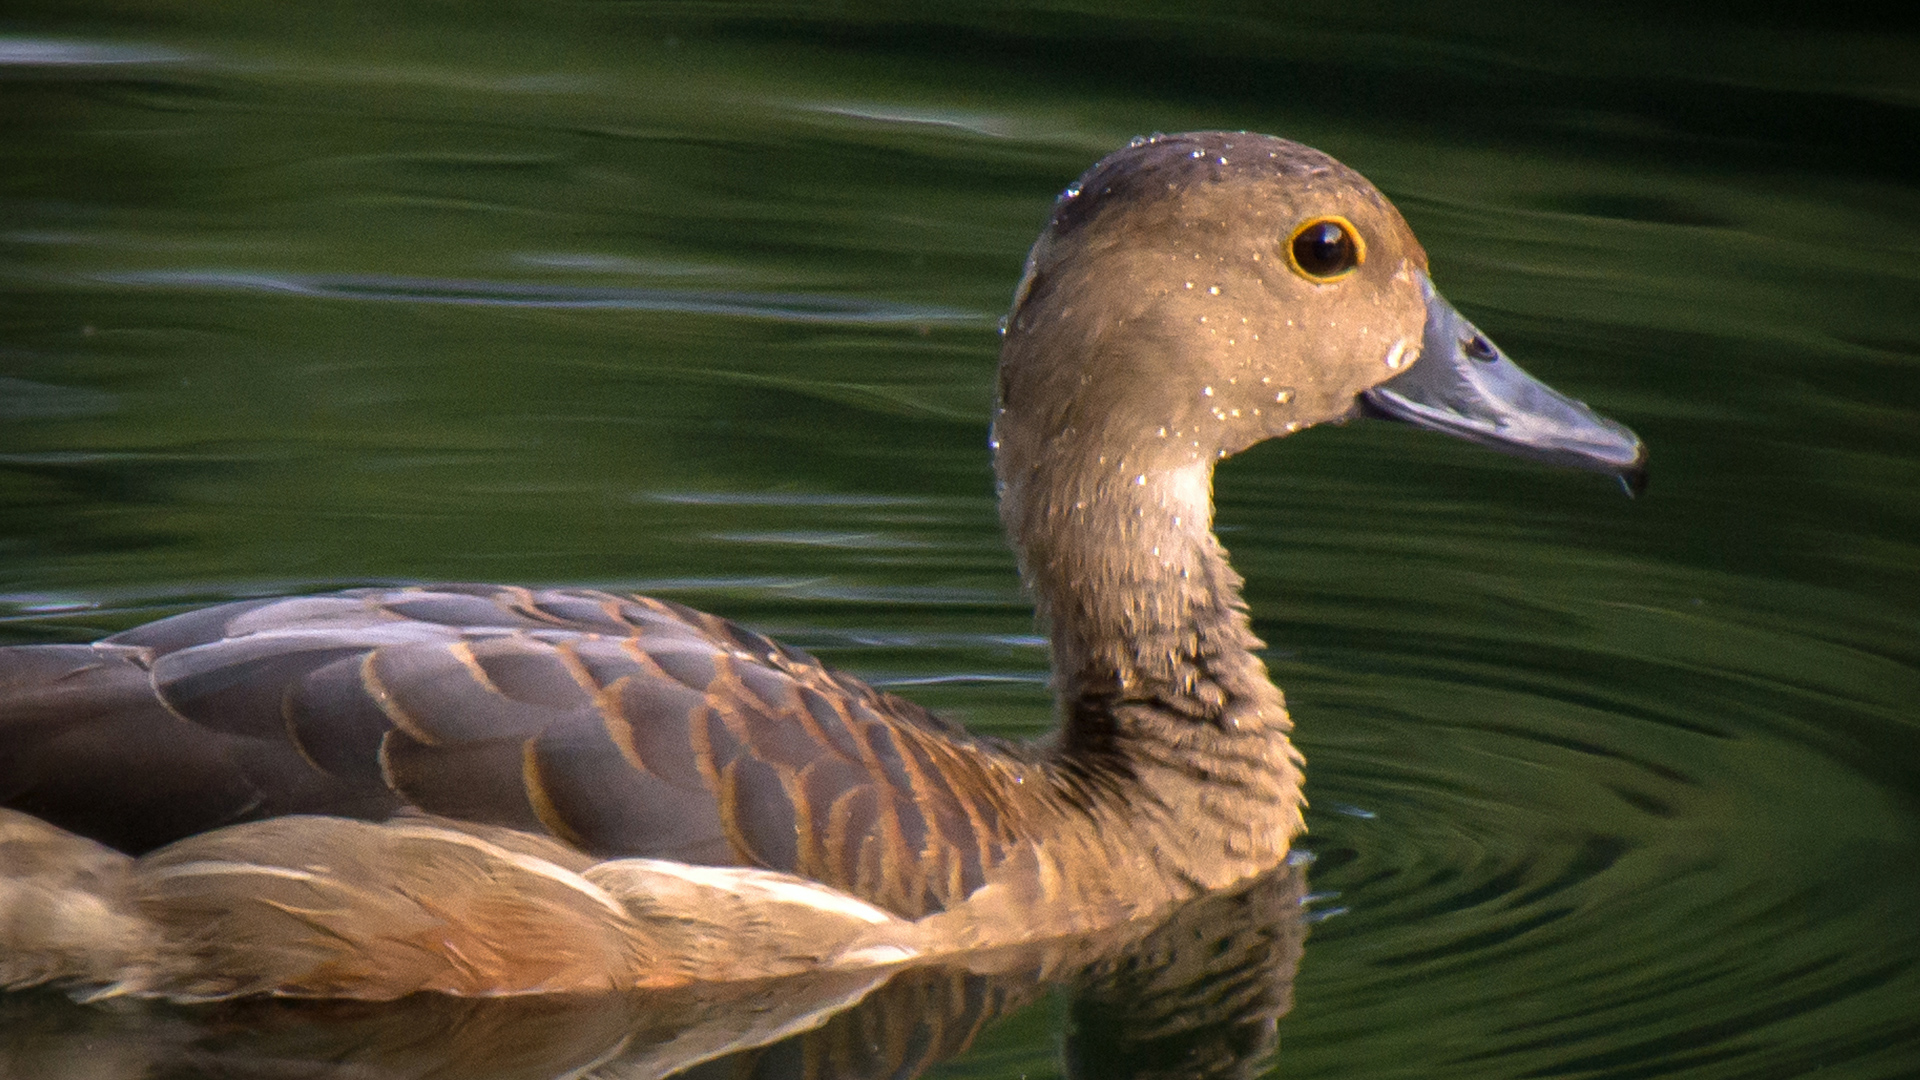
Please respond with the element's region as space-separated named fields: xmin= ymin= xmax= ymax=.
xmin=1285 ymin=216 xmax=1365 ymax=282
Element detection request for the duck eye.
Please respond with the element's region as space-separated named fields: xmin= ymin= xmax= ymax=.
xmin=1286 ymin=217 xmax=1364 ymax=282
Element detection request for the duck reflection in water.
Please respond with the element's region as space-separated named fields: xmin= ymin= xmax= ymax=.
xmin=0 ymin=860 xmax=1308 ymax=1080
xmin=0 ymin=133 xmax=1642 ymax=1069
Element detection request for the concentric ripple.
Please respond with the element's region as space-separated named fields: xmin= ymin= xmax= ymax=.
xmin=1277 ymin=583 xmax=1920 ymax=1077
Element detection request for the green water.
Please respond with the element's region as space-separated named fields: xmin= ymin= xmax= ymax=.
xmin=2 ymin=3 xmax=1917 ymax=1077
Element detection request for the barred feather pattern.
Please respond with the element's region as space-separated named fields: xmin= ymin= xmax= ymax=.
xmin=0 ymin=585 xmax=1142 ymax=922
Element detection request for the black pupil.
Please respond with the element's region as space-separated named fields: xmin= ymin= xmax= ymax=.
xmin=1465 ymin=334 xmax=1497 ymax=362
xmin=1293 ymin=222 xmax=1355 ymax=277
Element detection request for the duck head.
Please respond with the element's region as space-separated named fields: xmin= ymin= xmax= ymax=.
xmin=995 ymin=131 xmax=1645 ymax=541
xmin=993 ymin=132 xmax=1645 ymax=690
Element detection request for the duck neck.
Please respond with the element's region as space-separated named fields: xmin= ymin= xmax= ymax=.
xmin=1004 ymin=457 xmax=1303 ymax=878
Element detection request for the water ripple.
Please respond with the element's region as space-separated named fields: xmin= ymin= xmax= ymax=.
xmin=0 ymin=37 xmax=188 ymax=67
xmin=94 ymin=269 xmax=989 ymax=326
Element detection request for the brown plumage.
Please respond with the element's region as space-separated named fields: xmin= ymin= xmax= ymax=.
xmin=1 ymin=808 xmax=919 ymax=1000
xmin=0 ymin=132 xmax=1644 ymax=1000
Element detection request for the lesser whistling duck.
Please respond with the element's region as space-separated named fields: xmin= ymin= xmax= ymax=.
xmin=0 ymin=132 xmax=1644 ymax=1001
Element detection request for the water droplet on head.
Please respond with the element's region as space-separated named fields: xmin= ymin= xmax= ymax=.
xmin=1063 ymin=182 xmax=1082 ymax=199
xmin=1129 ymin=135 xmax=1150 ymax=147
xmin=1208 ymin=285 xmax=1221 ymax=295
xmin=1275 ymin=389 xmax=1292 ymax=404
xmin=1202 ymin=386 xmax=1213 ymax=396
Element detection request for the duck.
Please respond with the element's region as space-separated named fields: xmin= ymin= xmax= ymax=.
xmin=0 ymin=131 xmax=1645 ymax=1001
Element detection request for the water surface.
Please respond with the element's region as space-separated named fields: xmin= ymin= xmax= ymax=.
xmin=2 ymin=3 xmax=1917 ymax=1077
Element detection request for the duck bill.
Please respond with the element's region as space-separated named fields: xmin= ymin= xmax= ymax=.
xmin=1362 ymin=273 xmax=1648 ymax=495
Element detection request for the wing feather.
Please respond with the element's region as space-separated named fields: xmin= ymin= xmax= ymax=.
xmin=2 ymin=585 xmax=1038 ymax=916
